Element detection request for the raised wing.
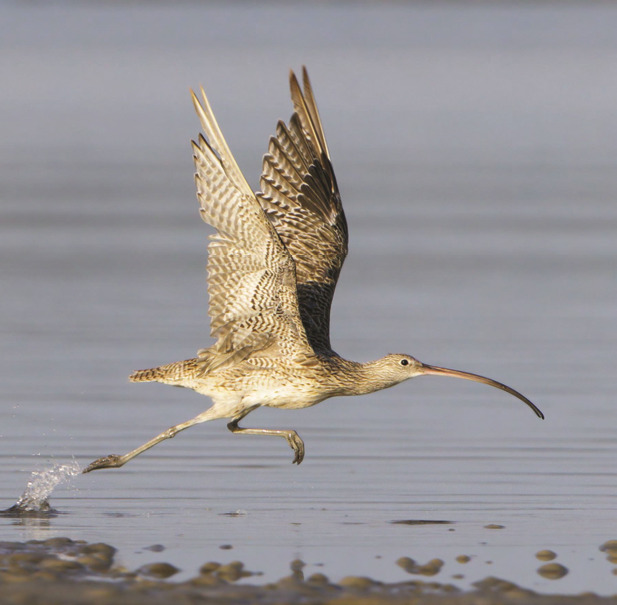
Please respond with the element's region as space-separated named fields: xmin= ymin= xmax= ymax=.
xmin=191 ymin=87 xmax=313 ymax=372
xmin=257 ymin=67 xmax=348 ymax=354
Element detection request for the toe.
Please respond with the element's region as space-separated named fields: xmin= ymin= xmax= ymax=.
xmin=82 ymin=455 xmax=121 ymax=473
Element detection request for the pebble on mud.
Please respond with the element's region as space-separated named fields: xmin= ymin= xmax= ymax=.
xmin=396 ymin=556 xmax=444 ymax=576
xmin=217 ymin=561 xmax=253 ymax=582
xmin=290 ymin=559 xmax=305 ymax=572
xmin=600 ymin=540 xmax=617 ymax=563
xmin=39 ymin=558 xmax=85 ymax=574
xmin=76 ymin=544 xmax=116 ymax=572
xmin=189 ymin=573 xmax=224 ymax=588
xmin=474 ymin=577 xmax=522 ymax=593
xmin=599 ymin=539 xmax=617 ymax=553
xmin=82 ymin=543 xmax=117 ymax=559
xmin=484 ymin=524 xmax=505 ymax=530
xmin=537 ymin=563 xmax=568 ymax=580
xmin=339 ymin=576 xmax=379 ymax=590
xmin=535 ymin=550 xmax=557 ymax=561
xmin=396 ymin=556 xmax=416 ymax=573
xmin=199 ymin=562 xmax=221 ymax=574
xmin=136 ymin=562 xmax=180 ymax=579
xmin=306 ymin=573 xmax=329 ymax=585
xmin=456 ymin=555 xmax=471 ymax=564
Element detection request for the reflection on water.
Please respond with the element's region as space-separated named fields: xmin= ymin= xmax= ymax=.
xmin=2 ymin=0 xmax=617 ymax=597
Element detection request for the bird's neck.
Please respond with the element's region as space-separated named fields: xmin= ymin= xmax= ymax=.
xmin=328 ymin=357 xmax=398 ymax=397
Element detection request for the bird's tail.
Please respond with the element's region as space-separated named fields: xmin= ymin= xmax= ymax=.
xmin=129 ymin=358 xmax=199 ymax=385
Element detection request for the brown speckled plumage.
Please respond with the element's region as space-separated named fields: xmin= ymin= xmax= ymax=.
xmin=83 ymin=68 xmax=543 ymax=474
xmin=129 ymin=359 xmax=199 ymax=385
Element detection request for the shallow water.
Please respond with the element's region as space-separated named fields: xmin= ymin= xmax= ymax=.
xmin=2 ymin=1 xmax=617 ymax=597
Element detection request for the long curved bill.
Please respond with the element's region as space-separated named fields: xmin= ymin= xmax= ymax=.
xmin=419 ymin=363 xmax=544 ymax=419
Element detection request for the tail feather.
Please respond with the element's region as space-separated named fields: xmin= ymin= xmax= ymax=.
xmin=129 ymin=358 xmax=199 ymax=385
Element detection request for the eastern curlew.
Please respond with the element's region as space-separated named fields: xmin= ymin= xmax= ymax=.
xmin=84 ymin=68 xmax=543 ymax=474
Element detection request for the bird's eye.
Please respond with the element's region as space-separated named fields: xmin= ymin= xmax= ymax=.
xmin=400 ymin=358 xmax=409 ymax=366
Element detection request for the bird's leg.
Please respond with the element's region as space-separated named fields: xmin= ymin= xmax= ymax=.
xmin=227 ymin=415 xmax=305 ymax=465
xmin=82 ymin=409 xmax=218 ymax=473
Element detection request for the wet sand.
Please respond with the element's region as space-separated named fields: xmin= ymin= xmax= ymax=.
xmin=1 ymin=537 xmax=616 ymax=605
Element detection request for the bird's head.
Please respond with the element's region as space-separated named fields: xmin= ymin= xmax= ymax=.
xmin=372 ymin=353 xmax=544 ymax=419
xmin=373 ymin=354 xmax=426 ymax=381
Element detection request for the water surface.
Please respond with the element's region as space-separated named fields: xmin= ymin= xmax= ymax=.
xmin=1 ymin=2 xmax=617 ymax=595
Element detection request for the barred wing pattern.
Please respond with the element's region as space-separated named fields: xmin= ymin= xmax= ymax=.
xmin=191 ymin=88 xmax=313 ymax=372
xmin=257 ymin=68 xmax=348 ymax=353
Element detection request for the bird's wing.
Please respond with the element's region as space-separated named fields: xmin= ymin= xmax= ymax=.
xmin=191 ymin=87 xmax=313 ymax=371
xmin=257 ymin=67 xmax=348 ymax=353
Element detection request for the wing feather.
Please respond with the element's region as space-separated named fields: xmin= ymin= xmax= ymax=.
xmin=190 ymin=88 xmax=312 ymax=367
xmin=257 ymin=67 xmax=348 ymax=353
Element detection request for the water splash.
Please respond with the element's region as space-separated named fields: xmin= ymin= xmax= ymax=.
xmin=5 ymin=460 xmax=81 ymax=514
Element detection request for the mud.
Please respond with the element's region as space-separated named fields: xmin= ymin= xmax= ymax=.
xmin=1 ymin=538 xmax=617 ymax=605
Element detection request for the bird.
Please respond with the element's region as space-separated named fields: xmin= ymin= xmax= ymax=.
xmin=83 ymin=67 xmax=543 ymax=474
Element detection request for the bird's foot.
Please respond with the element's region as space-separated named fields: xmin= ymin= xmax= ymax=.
xmin=286 ymin=432 xmax=305 ymax=465
xmin=82 ymin=454 xmax=124 ymax=473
